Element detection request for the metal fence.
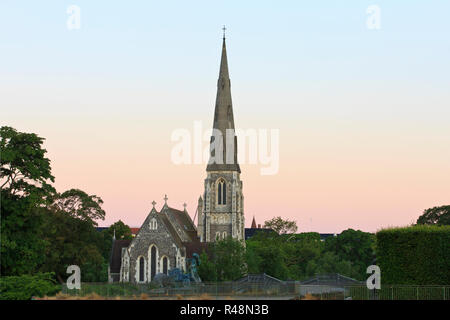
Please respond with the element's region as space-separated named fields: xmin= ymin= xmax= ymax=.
xmin=61 ymin=282 xmax=450 ymax=300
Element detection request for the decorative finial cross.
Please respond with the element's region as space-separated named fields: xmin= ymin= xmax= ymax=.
xmin=222 ymin=25 xmax=226 ymax=39
xmin=183 ymin=203 xmax=187 ymax=211
xmin=164 ymin=194 xmax=168 ymax=205
xmin=151 ymin=200 xmax=156 ymax=208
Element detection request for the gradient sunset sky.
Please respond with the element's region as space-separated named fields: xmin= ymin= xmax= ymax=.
xmin=1 ymin=1 xmax=449 ymax=233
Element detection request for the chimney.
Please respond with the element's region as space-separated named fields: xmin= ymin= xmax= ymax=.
xmin=258 ymin=224 xmax=261 ymax=229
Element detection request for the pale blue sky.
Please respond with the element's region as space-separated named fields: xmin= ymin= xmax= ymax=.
xmin=2 ymin=1 xmax=449 ymax=84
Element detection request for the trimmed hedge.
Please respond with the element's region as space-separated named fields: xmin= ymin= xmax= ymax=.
xmin=0 ymin=273 xmax=60 ymax=300
xmin=376 ymin=225 xmax=450 ymax=285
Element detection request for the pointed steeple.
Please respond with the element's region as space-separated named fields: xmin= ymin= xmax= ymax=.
xmin=251 ymin=216 xmax=257 ymax=229
xmin=207 ymin=30 xmax=240 ymax=172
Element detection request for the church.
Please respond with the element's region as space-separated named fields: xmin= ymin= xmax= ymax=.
xmin=108 ymin=32 xmax=246 ymax=283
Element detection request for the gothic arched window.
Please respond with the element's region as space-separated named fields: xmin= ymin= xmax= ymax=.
xmin=217 ymin=179 xmax=226 ymax=205
xmin=150 ymin=246 xmax=157 ymax=280
xmin=223 ymin=231 xmax=227 ymax=239
xmin=150 ymin=218 xmax=157 ymax=230
xmin=139 ymin=256 xmax=145 ymax=282
xmin=162 ymin=257 xmax=168 ymax=275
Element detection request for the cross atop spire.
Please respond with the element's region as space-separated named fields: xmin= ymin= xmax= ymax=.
xmin=163 ymin=194 xmax=168 ymax=205
xmin=222 ymin=25 xmax=226 ymax=40
xmin=183 ymin=203 xmax=187 ymax=211
xmin=151 ymin=200 xmax=156 ymax=208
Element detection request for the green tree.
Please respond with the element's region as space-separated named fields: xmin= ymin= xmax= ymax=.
xmin=245 ymin=237 xmax=288 ymax=279
xmin=39 ymin=190 xmax=108 ymax=282
xmin=1 ymin=126 xmax=55 ymax=275
xmin=323 ymin=229 xmax=375 ymax=280
xmin=308 ymin=251 xmax=357 ymax=278
xmin=416 ymin=205 xmax=450 ymax=226
xmin=0 ymin=126 xmax=54 ymax=198
xmin=263 ymin=216 xmax=298 ymax=235
xmin=0 ymin=273 xmax=60 ymax=300
xmin=106 ymin=220 xmax=132 ymax=240
xmin=51 ymin=188 xmax=105 ymax=226
xmin=198 ymin=251 xmax=217 ymax=281
xmin=200 ymin=238 xmax=246 ymax=281
xmin=285 ymin=238 xmax=323 ymax=280
xmin=39 ymin=207 xmax=107 ymax=282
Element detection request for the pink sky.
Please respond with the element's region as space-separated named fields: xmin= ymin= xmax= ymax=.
xmin=3 ymin=90 xmax=448 ymax=233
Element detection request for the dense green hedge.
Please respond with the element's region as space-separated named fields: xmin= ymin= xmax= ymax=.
xmin=0 ymin=273 xmax=61 ymax=300
xmin=376 ymin=225 xmax=450 ymax=285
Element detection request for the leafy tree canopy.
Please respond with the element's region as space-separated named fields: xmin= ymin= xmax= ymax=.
xmin=106 ymin=220 xmax=133 ymax=240
xmin=263 ymin=216 xmax=298 ymax=235
xmin=51 ymin=188 xmax=105 ymax=226
xmin=1 ymin=126 xmax=56 ymax=275
xmin=1 ymin=126 xmax=55 ymax=198
xmin=199 ymin=238 xmax=246 ymax=281
xmin=323 ymin=229 xmax=375 ymax=280
xmin=416 ymin=205 xmax=450 ymax=226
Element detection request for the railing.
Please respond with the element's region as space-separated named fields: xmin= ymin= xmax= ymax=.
xmin=60 ymin=282 xmax=450 ymax=300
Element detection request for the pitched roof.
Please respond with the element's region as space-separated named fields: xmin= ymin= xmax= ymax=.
xmin=164 ymin=206 xmax=197 ymax=242
xmin=109 ymin=239 xmax=131 ymax=274
xmin=157 ymin=210 xmax=185 ymax=249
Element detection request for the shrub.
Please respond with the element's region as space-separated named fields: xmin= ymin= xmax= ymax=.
xmin=376 ymin=225 xmax=450 ymax=285
xmin=0 ymin=272 xmax=60 ymax=300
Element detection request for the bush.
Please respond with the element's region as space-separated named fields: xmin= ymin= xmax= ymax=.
xmin=376 ymin=225 xmax=450 ymax=285
xmin=0 ymin=273 xmax=61 ymax=300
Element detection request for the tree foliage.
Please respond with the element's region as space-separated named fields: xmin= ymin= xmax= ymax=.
xmin=246 ymin=228 xmax=375 ymax=281
xmin=324 ymin=229 xmax=375 ymax=280
xmin=106 ymin=220 xmax=133 ymax=240
xmin=416 ymin=205 xmax=450 ymax=226
xmin=51 ymin=188 xmax=105 ymax=226
xmin=377 ymin=225 xmax=450 ymax=285
xmin=263 ymin=216 xmax=298 ymax=235
xmin=1 ymin=126 xmax=55 ymax=275
xmin=39 ymin=206 xmax=108 ymax=282
xmin=198 ymin=238 xmax=246 ymax=281
xmin=0 ymin=273 xmax=60 ymax=300
xmin=1 ymin=126 xmax=108 ymax=284
xmin=0 ymin=126 xmax=55 ymax=197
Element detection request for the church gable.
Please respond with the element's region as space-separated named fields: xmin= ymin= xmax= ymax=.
xmin=131 ymin=207 xmax=183 ymax=251
xmin=123 ymin=205 xmax=186 ymax=283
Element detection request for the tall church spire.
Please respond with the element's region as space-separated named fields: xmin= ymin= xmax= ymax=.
xmin=200 ymin=32 xmax=245 ymax=243
xmin=206 ymin=31 xmax=240 ymax=172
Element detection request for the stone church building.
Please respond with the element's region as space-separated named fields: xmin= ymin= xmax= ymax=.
xmin=109 ymin=33 xmax=245 ymax=283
